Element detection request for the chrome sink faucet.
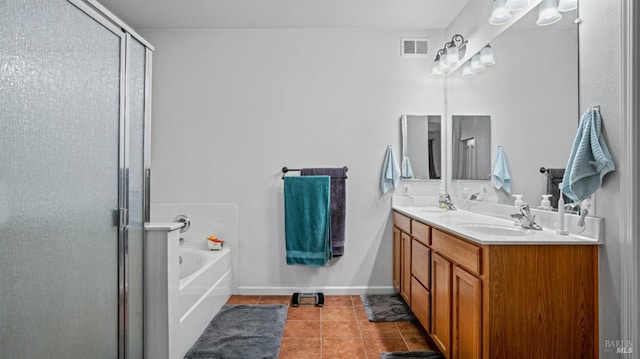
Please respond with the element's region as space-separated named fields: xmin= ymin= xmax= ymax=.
xmin=438 ymin=193 xmax=457 ymax=211
xmin=510 ymin=203 xmax=542 ymax=230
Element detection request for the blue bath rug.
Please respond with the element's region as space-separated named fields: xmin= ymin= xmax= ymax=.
xmin=184 ymin=304 xmax=288 ymax=359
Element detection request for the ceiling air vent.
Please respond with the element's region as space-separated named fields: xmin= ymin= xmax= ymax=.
xmin=401 ymin=38 xmax=429 ymax=57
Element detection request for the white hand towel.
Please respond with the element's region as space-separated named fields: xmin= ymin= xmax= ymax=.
xmin=381 ymin=145 xmax=400 ymax=194
xmin=492 ymin=146 xmax=511 ymax=194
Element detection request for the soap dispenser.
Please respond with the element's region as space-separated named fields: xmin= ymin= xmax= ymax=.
xmin=540 ymin=195 xmax=552 ymax=210
xmin=512 ymin=195 xmax=524 ymax=209
xmin=512 ymin=195 xmax=524 ymax=225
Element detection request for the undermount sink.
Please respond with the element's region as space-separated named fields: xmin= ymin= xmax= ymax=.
xmin=458 ymin=223 xmax=534 ymax=237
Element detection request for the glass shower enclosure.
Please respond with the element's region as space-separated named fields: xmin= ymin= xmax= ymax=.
xmin=0 ymin=0 xmax=152 ymax=358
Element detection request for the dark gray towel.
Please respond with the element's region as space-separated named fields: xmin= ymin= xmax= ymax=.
xmin=545 ymin=168 xmax=566 ymax=209
xmin=301 ymin=168 xmax=347 ymax=257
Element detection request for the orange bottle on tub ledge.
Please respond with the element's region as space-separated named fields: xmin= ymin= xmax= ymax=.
xmin=207 ymin=235 xmax=224 ymax=251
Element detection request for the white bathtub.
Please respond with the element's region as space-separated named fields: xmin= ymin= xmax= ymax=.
xmin=177 ymin=247 xmax=232 ymax=358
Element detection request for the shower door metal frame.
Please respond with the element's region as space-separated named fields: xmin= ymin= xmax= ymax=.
xmin=66 ymin=1 xmax=153 ymax=358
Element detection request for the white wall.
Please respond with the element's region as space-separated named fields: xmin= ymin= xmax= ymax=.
xmin=579 ymin=1 xmax=624 ymax=357
xmin=142 ymin=28 xmax=445 ymax=294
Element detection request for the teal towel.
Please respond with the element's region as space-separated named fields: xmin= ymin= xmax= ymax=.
xmin=401 ymin=156 xmax=414 ymax=179
xmin=284 ymin=176 xmax=332 ymax=266
xmin=492 ymin=146 xmax=511 ymax=194
xmin=561 ymin=107 xmax=615 ymax=202
xmin=381 ymin=145 xmax=400 ymax=194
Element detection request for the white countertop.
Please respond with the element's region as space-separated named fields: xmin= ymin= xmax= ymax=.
xmin=393 ymin=205 xmax=602 ymax=245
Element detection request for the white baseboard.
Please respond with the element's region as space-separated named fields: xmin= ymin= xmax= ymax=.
xmin=237 ymin=286 xmax=396 ymax=296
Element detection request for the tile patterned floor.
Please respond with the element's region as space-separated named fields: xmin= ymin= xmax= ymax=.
xmin=225 ymin=295 xmax=441 ymax=359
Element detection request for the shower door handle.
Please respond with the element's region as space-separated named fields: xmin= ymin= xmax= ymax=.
xmin=117 ymin=208 xmax=128 ymax=229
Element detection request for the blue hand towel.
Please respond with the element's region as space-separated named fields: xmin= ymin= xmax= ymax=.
xmin=561 ymin=107 xmax=615 ymax=202
xmin=381 ymin=145 xmax=400 ymax=194
xmin=284 ymin=176 xmax=332 ymax=266
xmin=401 ymin=156 xmax=414 ymax=179
xmin=492 ymin=146 xmax=511 ymax=194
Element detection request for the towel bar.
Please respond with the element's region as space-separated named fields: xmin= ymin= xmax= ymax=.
xmin=282 ymin=166 xmax=348 ymax=179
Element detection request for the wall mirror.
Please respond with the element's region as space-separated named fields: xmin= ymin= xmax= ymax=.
xmin=446 ymin=8 xmax=578 ymax=207
xmin=452 ymin=115 xmax=491 ymax=180
xmin=401 ymin=115 xmax=442 ymax=180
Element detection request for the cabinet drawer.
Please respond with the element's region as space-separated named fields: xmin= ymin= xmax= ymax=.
xmin=411 ymin=276 xmax=431 ymax=333
xmin=411 ymin=239 xmax=430 ymax=289
xmin=412 ymin=220 xmax=431 ymax=246
xmin=393 ymin=211 xmax=411 ymax=233
xmin=432 ymin=229 xmax=481 ymax=276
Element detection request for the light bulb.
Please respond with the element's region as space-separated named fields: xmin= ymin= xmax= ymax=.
xmin=445 ymin=45 xmax=460 ymax=65
xmin=536 ymin=0 xmax=562 ymax=26
xmin=480 ymin=45 xmax=496 ymax=66
xmin=471 ymin=54 xmax=486 ymax=72
xmin=489 ymin=0 xmax=513 ymax=25
xmin=462 ymin=61 xmax=476 ymax=78
xmin=431 ymin=59 xmax=444 ymax=77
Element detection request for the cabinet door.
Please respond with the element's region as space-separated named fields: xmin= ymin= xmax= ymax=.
xmin=453 ymin=266 xmax=482 ymax=359
xmin=411 ymin=239 xmax=430 ymax=289
xmin=411 ymin=276 xmax=431 ymax=333
xmin=393 ymin=227 xmax=401 ymax=291
xmin=401 ymin=232 xmax=412 ymax=304
xmin=431 ymin=252 xmax=451 ymax=357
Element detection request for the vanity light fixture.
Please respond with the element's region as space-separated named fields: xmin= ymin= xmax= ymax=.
xmin=470 ymin=54 xmax=486 ymax=72
xmin=431 ymin=51 xmax=445 ymax=77
xmin=462 ymin=61 xmax=476 ymax=78
xmin=444 ymin=34 xmax=467 ymax=66
xmin=557 ymin=0 xmax=577 ymax=12
xmin=430 ymin=35 xmax=467 ymax=77
xmin=462 ymin=45 xmax=496 ymax=78
xmin=505 ymin=0 xmax=529 ymax=12
xmin=536 ymin=0 xmax=563 ymax=26
xmin=438 ymin=51 xmax=452 ymax=73
xmin=489 ymin=0 xmax=513 ymax=25
xmin=480 ymin=45 xmax=496 ymax=66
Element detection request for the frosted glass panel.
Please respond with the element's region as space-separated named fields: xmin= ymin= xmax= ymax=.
xmin=0 ymin=0 xmax=121 ymax=357
xmin=128 ymin=38 xmax=147 ymax=359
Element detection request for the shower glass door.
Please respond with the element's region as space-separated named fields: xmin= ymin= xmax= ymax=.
xmin=1 ymin=0 xmax=123 ymax=357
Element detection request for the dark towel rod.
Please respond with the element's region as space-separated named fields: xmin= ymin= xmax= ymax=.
xmin=282 ymin=166 xmax=348 ymax=179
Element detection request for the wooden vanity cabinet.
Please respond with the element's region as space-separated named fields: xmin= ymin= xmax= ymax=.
xmin=401 ymin=232 xmax=412 ymax=303
xmin=393 ymin=210 xmax=598 ymax=359
xmin=393 ymin=212 xmax=432 ymax=331
xmin=431 ymin=251 xmax=452 ymax=356
xmin=393 ymin=212 xmax=412 ymax=304
xmin=392 ymin=227 xmax=401 ymax=292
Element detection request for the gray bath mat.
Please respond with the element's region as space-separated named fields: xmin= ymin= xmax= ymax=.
xmin=360 ymin=294 xmax=416 ymax=322
xmin=380 ymin=351 xmax=444 ymax=359
xmin=184 ymin=304 xmax=287 ymax=359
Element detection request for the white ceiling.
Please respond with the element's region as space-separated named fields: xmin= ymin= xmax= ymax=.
xmin=95 ymin=0 xmax=471 ymax=31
